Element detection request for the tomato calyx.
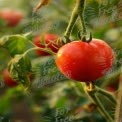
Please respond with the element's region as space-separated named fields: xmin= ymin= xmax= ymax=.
xmin=85 ymin=81 xmax=95 ymax=92
xmin=33 ymin=34 xmax=61 ymax=56
xmin=64 ymin=35 xmax=71 ymax=43
xmin=78 ymin=32 xmax=92 ymax=43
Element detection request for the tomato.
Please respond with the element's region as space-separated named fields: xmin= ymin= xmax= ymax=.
xmin=2 ymin=69 xmax=34 ymax=87
xmin=105 ymin=78 xmax=119 ymax=92
xmin=0 ymin=9 xmax=23 ymax=27
xmin=56 ymin=39 xmax=114 ymax=82
xmin=2 ymin=69 xmax=18 ymax=87
xmin=33 ymin=34 xmax=59 ymax=56
xmin=105 ymin=86 xmax=115 ymax=92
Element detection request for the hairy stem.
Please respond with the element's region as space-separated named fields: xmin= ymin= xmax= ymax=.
xmin=64 ymin=0 xmax=86 ymax=42
xmin=115 ymin=72 xmax=122 ymax=122
xmin=87 ymin=91 xmax=114 ymax=122
xmin=64 ymin=8 xmax=78 ymax=41
xmin=76 ymin=0 xmax=87 ymax=34
xmin=84 ymin=83 xmax=114 ymax=122
xmin=96 ymin=86 xmax=117 ymax=105
xmin=23 ymin=47 xmax=56 ymax=56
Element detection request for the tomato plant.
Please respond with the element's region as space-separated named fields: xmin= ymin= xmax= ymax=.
xmin=33 ymin=34 xmax=59 ymax=56
xmin=0 ymin=0 xmax=121 ymax=122
xmin=2 ymin=68 xmax=18 ymax=87
xmin=56 ymin=39 xmax=114 ymax=82
xmin=0 ymin=9 xmax=23 ymax=27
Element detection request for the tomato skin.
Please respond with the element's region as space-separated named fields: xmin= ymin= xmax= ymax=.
xmin=0 ymin=9 xmax=23 ymax=27
xmin=3 ymin=69 xmax=18 ymax=87
xmin=33 ymin=34 xmax=59 ymax=56
xmin=56 ymin=39 xmax=114 ymax=82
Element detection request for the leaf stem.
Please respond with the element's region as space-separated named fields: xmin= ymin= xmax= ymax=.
xmin=79 ymin=14 xmax=87 ymax=35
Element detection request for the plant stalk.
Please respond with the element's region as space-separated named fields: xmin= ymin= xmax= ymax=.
xmin=86 ymin=91 xmax=113 ymax=122
xmin=84 ymin=83 xmax=114 ymax=122
xmin=23 ymin=47 xmax=56 ymax=56
xmin=96 ymin=86 xmax=116 ymax=105
xmin=64 ymin=0 xmax=86 ymax=42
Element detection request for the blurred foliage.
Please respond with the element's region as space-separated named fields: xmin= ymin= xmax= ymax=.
xmin=0 ymin=0 xmax=122 ymax=122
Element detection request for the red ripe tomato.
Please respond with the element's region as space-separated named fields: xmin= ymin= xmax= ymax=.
xmin=56 ymin=39 xmax=114 ymax=82
xmin=33 ymin=34 xmax=59 ymax=56
xmin=0 ymin=9 xmax=23 ymax=27
xmin=3 ymin=69 xmax=18 ymax=87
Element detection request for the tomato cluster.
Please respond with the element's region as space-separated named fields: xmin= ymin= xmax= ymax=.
xmin=56 ymin=39 xmax=114 ymax=82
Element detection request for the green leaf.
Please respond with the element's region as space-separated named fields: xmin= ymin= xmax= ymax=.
xmin=8 ymin=54 xmax=32 ymax=87
xmin=0 ymin=34 xmax=28 ymax=57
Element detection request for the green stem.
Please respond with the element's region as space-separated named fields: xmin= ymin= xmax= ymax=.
xmin=77 ymin=0 xmax=87 ymax=34
xmin=64 ymin=0 xmax=86 ymax=42
xmin=86 ymin=91 xmax=113 ymax=122
xmin=29 ymin=40 xmax=38 ymax=47
xmin=64 ymin=4 xmax=78 ymax=41
xmin=79 ymin=14 xmax=87 ymax=35
xmin=96 ymin=86 xmax=117 ymax=105
xmin=84 ymin=83 xmax=114 ymax=122
xmin=23 ymin=47 xmax=56 ymax=56
xmin=114 ymin=72 xmax=122 ymax=122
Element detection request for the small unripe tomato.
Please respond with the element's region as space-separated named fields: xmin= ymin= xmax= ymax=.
xmin=56 ymin=39 xmax=114 ymax=82
xmin=2 ymin=69 xmax=18 ymax=87
xmin=33 ymin=34 xmax=59 ymax=56
xmin=0 ymin=9 xmax=23 ymax=27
